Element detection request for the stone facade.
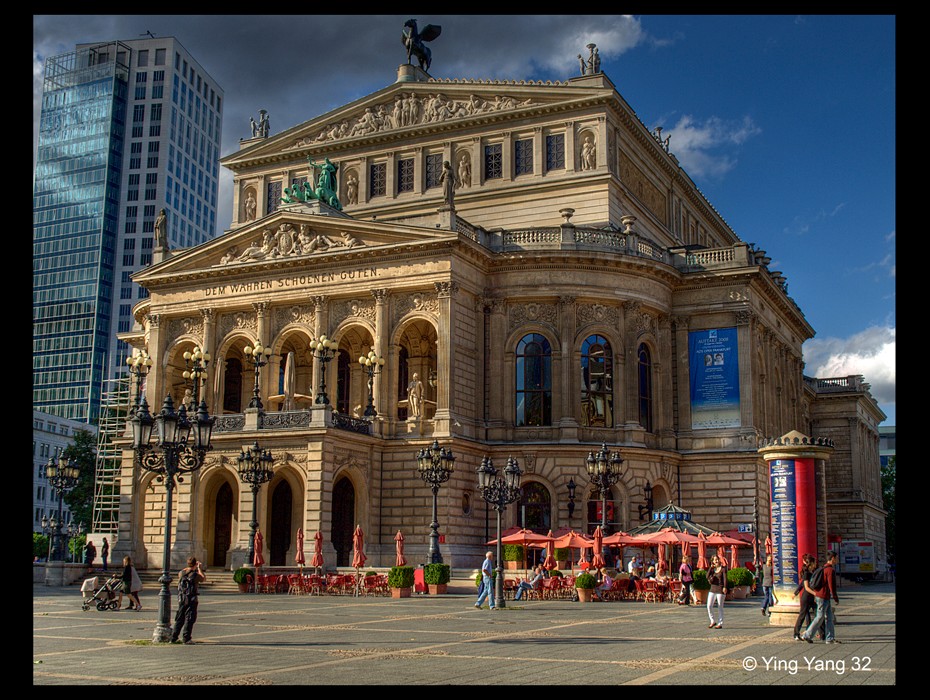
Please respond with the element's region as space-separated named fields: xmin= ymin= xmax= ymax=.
xmin=113 ymin=62 xmax=885 ymax=572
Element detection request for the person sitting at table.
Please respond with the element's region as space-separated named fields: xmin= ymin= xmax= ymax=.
xmin=645 ymin=565 xmax=657 ymax=579
xmin=514 ymin=566 xmax=545 ymax=601
xmin=594 ymin=568 xmax=614 ymax=601
xmin=628 ymin=555 xmax=642 ymax=580
xmin=655 ymin=567 xmax=670 ymax=586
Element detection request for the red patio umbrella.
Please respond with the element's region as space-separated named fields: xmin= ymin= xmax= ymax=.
xmin=552 ymin=530 xmax=594 ymax=574
xmin=394 ymin=530 xmax=407 ymax=567
xmin=730 ymin=545 xmax=739 ymax=569
xmin=657 ymin=543 xmax=667 ymax=574
xmin=253 ymin=528 xmax=265 ymax=567
xmin=488 ymin=528 xmax=552 ymax=571
xmin=591 ymin=526 xmax=606 ymax=570
xmin=352 ymin=525 xmax=367 ymax=597
xmin=542 ymin=530 xmax=557 ymax=570
xmin=295 ymin=528 xmax=306 ymax=568
xmin=697 ymin=532 xmax=708 ymax=570
xmin=310 ymin=531 xmax=324 ymax=572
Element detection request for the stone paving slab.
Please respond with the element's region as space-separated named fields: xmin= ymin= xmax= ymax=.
xmin=33 ymin=581 xmax=895 ymax=685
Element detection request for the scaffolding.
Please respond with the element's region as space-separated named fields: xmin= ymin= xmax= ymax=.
xmin=91 ymin=375 xmax=132 ymax=535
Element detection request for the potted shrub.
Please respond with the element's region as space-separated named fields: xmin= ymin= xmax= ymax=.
xmin=388 ymin=565 xmax=415 ymax=598
xmin=574 ymin=571 xmax=597 ymax=602
xmin=727 ymin=567 xmax=754 ymax=599
xmin=549 ymin=569 xmax=563 ymax=578
xmin=424 ymin=563 xmax=451 ymax=595
xmin=691 ymin=569 xmax=710 ymax=604
xmin=233 ymin=566 xmax=254 ymax=593
xmin=503 ymin=544 xmax=524 ymax=570
xmin=554 ymin=548 xmax=570 ymax=570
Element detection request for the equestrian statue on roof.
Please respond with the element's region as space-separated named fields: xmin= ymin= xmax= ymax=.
xmin=402 ymin=19 xmax=441 ymax=73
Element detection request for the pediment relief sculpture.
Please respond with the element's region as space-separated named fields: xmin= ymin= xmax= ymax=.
xmin=217 ymin=223 xmax=365 ymax=266
xmin=291 ymin=92 xmax=538 ymax=148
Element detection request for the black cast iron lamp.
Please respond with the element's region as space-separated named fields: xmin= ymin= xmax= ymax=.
xmin=43 ymin=455 xmax=81 ymax=562
xmin=130 ymin=394 xmax=214 ymax=643
xmin=477 ymin=455 xmax=523 ymax=608
xmin=238 ymin=441 xmax=275 ymax=570
xmin=358 ymin=350 xmax=385 ymax=418
xmin=182 ymin=346 xmax=211 ymax=407
xmin=310 ymin=334 xmax=339 ymax=405
xmin=586 ymin=443 xmax=623 ymax=559
xmin=416 ymin=440 xmax=455 ymax=564
xmin=247 ymin=340 xmax=272 ymax=410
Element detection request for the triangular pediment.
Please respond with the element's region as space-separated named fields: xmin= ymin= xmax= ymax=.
xmin=222 ymin=75 xmax=617 ymax=167
xmin=132 ymin=208 xmax=456 ymax=286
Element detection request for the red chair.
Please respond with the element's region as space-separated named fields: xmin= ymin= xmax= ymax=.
xmin=305 ymin=574 xmax=324 ymax=595
xmin=287 ymin=574 xmax=303 ymax=595
xmin=667 ymin=579 xmax=682 ymax=603
xmin=633 ymin=578 xmax=645 ymax=601
xmin=502 ymin=578 xmax=517 ymax=600
xmin=641 ymin=579 xmax=659 ymax=603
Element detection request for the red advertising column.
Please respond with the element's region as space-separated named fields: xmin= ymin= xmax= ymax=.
xmin=758 ymin=432 xmax=833 ymax=627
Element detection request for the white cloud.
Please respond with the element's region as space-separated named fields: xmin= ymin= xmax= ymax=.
xmin=666 ymin=114 xmax=761 ymax=179
xmin=803 ymin=325 xmax=895 ymax=411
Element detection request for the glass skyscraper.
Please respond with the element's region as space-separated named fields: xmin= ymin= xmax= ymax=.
xmin=33 ymin=37 xmax=223 ymax=423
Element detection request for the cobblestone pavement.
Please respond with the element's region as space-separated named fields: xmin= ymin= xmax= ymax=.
xmin=33 ymin=580 xmax=895 ymax=686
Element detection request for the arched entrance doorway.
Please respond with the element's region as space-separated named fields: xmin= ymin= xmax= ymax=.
xmin=270 ymin=481 xmax=293 ymax=566
xmin=211 ymin=482 xmax=233 ymax=568
xmin=331 ymin=477 xmax=355 ymax=567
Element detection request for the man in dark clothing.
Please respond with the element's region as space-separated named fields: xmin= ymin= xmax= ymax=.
xmin=800 ymin=551 xmax=840 ymax=644
xmin=170 ymin=556 xmax=206 ymax=644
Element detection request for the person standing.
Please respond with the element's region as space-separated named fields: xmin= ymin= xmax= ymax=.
xmin=475 ymin=551 xmax=496 ymax=610
xmin=116 ymin=556 xmax=143 ymax=611
xmin=706 ymin=555 xmax=728 ymax=629
xmin=171 ymin=557 xmax=206 ymax=644
xmin=801 ymin=551 xmax=840 ymax=644
xmin=83 ymin=539 xmax=96 ymax=572
xmin=760 ymin=554 xmax=776 ymax=616
xmin=101 ymin=537 xmax=110 ymax=572
xmin=678 ymin=555 xmax=694 ymax=605
xmin=793 ymin=553 xmax=817 ymax=641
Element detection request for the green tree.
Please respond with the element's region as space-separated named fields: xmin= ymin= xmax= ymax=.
xmin=62 ymin=429 xmax=97 ymax=531
xmin=34 ymin=532 xmax=50 ymax=560
xmin=881 ymin=455 xmax=895 ymax=564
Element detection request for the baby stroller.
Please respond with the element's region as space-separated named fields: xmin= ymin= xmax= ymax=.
xmin=81 ymin=574 xmax=122 ymax=611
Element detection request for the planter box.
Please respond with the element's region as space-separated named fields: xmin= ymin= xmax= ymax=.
xmin=237 ymin=583 xmax=250 ymax=593
xmin=428 ymin=584 xmax=447 ymax=595
xmin=693 ymin=589 xmax=708 ymax=604
xmin=577 ymin=588 xmax=594 ymax=603
xmin=731 ymin=585 xmax=750 ymax=599
xmin=391 ymin=587 xmax=411 ymax=598
xmin=504 ymin=561 xmax=519 ymax=570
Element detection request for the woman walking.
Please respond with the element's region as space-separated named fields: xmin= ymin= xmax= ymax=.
xmin=706 ymin=555 xmax=728 ymax=629
xmin=761 ymin=554 xmax=776 ymax=616
xmin=793 ymin=554 xmax=818 ymax=641
xmin=117 ymin=556 xmax=143 ymax=611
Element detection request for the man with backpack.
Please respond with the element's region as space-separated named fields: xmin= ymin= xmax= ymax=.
xmin=170 ymin=556 xmax=206 ymax=645
xmin=800 ymin=551 xmax=840 ymax=644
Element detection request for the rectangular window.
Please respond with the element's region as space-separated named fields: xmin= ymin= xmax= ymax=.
xmin=266 ymin=181 xmax=282 ymax=214
xmin=124 ymin=221 xmax=137 ymax=234
xmin=425 ymin=153 xmax=443 ymax=189
xmin=397 ymin=158 xmax=414 ymax=193
xmin=137 ymin=49 xmax=149 ymax=67
xmin=484 ymin=143 xmax=503 ymax=180
xmin=369 ymin=163 xmax=386 ymax=197
xmin=150 ymin=104 xmax=162 ymax=121
xmin=132 ymin=125 xmax=143 ymax=138
xmin=133 ymin=104 xmax=145 ymax=123
xmin=147 ymin=156 xmax=159 ymax=169
xmin=149 ymin=124 xmax=161 ymax=137
xmin=155 ymin=48 xmax=166 ymax=65
xmin=546 ymin=133 xmax=565 ymax=171
xmin=515 ymin=138 xmax=533 ymax=175
xmin=134 ymin=85 xmax=146 ymax=100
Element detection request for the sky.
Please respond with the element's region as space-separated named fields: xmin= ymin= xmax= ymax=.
xmin=33 ymin=14 xmax=896 ymax=425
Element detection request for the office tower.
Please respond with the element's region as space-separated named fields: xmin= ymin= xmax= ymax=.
xmin=33 ymin=37 xmax=223 ymax=423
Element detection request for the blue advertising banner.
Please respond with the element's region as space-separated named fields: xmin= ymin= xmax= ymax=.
xmin=688 ymin=327 xmax=740 ymax=429
xmin=770 ymin=460 xmax=798 ymax=588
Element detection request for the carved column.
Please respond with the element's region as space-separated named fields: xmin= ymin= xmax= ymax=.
xmin=371 ymin=289 xmax=389 ymax=421
xmin=201 ymin=308 xmax=216 ymax=413
xmin=358 ymin=156 xmax=369 ymax=204
xmin=312 ymin=295 xmax=328 ymax=402
xmin=533 ymin=126 xmax=543 ymax=177
xmin=596 ymin=116 xmax=608 ymax=169
xmin=736 ymin=309 xmax=755 ymax=435
xmin=147 ymin=313 xmax=164 ymax=404
xmin=672 ymin=315 xmax=692 ymax=440
xmin=485 ymin=297 xmax=507 ymax=435
xmin=565 ymin=121 xmax=576 ymax=171
xmin=413 ymin=146 xmax=424 ymax=195
xmin=385 ymin=151 xmax=396 ymax=198
xmin=501 ymin=131 xmax=513 ymax=182
xmin=656 ymin=314 xmax=674 ymax=446
xmin=622 ymin=301 xmax=642 ymax=428
xmin=253 ymin=302 xmax=270 ymax=403
xmin=558 ymin=295 xmax=579 ymax=441
xmin=433 ymin=281 xmax=458 ymax=435
xmin=471 ymin=137 xmax=482 ymax=186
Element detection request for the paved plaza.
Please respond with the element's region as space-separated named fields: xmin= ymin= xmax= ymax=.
xmin=33 ymin=579 xmax=895 ymax=685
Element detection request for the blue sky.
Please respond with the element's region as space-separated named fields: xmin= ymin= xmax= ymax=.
xmin=33 ymin=15 xmax=895 ymax=424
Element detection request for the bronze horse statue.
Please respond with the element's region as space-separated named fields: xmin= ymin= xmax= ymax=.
xmin=402 ymin=19 xmax=441 ymax=73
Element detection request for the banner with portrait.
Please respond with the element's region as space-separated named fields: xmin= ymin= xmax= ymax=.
xmin=688 ymin=327 xmax=740 ymax=429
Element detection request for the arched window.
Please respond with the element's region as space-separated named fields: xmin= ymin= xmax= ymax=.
xmin=516 ymin=333 xmax=551 ymax=426
xmin=222 ymin=358 xmax=242 ymax=413
xmin=581 ymin=334 xmax=613 ymax=427
xmin=638 ymin=343 xmax=653 ymax=432
xmin=519 ymin=481 xmax=551 ymax=531
xmin=397 ymin=345 xmax=409 ymax=420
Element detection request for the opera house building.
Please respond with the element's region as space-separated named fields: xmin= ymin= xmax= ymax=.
xmin=115 ymin=52 xmax=886 ymax=575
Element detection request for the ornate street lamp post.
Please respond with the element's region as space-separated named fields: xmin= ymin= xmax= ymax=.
xmin=182 ymin=346 xmax=211 ymax=408
xmin=477 ymin=456 xmax=523 ymax=609
xmin=358 ymin=350 xmax=385 ymax=418
xmin=66 ymin=520 xmax=84 ymax=563
xmin=130 ymin=394 xmax=214 ymax=643
xmin=586 ymin=443 xmax=623 ymax=559
xmin=637 ymin=481 xmax=654 ymax=521
xmin=125 ymin=351 xmax=153 ymax=410
xmin=567 ymin=477 xmax=577 ymax=519
xmin=309 ymin=334 xmax=339 ymax=405
xmin=246 ymin=340 xmax=272 ymax=410
xmin=238 ymin=441 xmax=275 ymax=569
xmin=415 ymin=440 xmax=455 ymax=564
xmin=42 ymin=455 xmax=81 ymax=562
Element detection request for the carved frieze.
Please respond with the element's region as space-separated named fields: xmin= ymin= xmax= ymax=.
xmin=217 ymin=222 xmax=365 ymax=266
xmin=217 ymin=310 xmax=257 ymax=339
xmin=292 ymin=92 xmax=539 ymax=148
xmin=577 ymin=302 xmax=619 ymax=330
xmin=332 ymin=297 xmax=376 ymax=327
xmin=164 ymin=316 xmax=204 ymax=344
xmin=393 ymin=291 xmax=440 ymax=325
xmin=509 ymin=302 xmax=558 ymax=332
xmin=619 ymin=151 xmax=668 ymax=226
xmin=274 ymin=305 xmax=314 ymax=335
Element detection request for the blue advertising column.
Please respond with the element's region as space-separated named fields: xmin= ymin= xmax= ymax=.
xmin=757 ymin=431 xmax=833 ymax=626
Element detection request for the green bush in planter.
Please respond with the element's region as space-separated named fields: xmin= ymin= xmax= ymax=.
xmin=233 ymin=567 xmax=254 ymax=584
xmin=365 ymin=571 xmax=379 ymax=578
xmin=553 ymin=548 xmax=569 ymax=561
xmin=692 ymin=569 xmax=710 ymax=591
xmin=549 ymin=569 xmax=563 ymax=578
xmin=574 ymin=572 xmax=597 ymax=589
xmin=424 ymin=563 xmax=451 ymax=585
xmin=503 ymin=544 xmax=525 ymax=561
xmin=727 ymin=566 xmax=755 ymax=588
xmin=388 ymin=565 xmax=415 ymax=588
